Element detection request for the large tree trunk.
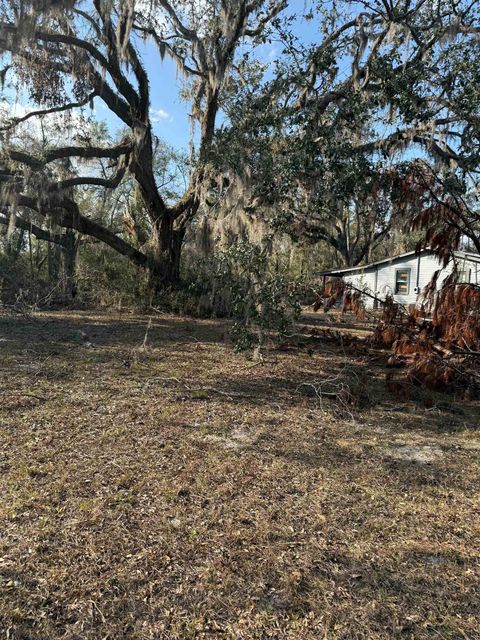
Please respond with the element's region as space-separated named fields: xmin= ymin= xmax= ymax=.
xmin=171 ymin=227 xmax=186 ymax=283
xmin=62 ymin=229 xmax=78 ymax=298
xmin=149 ymin=215 xmax=186 ymax=291
xmin=131 ymin=126 xmax=186 ymax=290
xmin=48 ymin=240 xmax=62 ymax=282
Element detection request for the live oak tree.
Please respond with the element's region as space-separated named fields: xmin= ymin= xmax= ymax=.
xmin=215 ymin=0 xmax=480 ymax=266
xmin=0 ymin=0 xmax=286 ymax=290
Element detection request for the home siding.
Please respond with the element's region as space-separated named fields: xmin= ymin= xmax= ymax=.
xmin=338 ymin=253 xmax=479 ymax=309
xmin=376 ymin=253 xmax=453 ymax=307
xmin=323 ymin=251 xmax=480 ymax=310
xmin=457 ymin=254 xmax=480 ymax=284
xmin=342 ymin=269 xmax=377 ymax=308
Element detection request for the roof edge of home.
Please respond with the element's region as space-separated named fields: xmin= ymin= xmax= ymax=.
xmin=316 ymin=248 xmax=480 ymax=276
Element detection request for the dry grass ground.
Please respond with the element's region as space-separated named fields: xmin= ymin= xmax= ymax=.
xmin=0 ymin=309 xmax=479 ymax=640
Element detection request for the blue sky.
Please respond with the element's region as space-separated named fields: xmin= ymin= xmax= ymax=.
xmin=92 ymin=0 xmax=321 ymax=150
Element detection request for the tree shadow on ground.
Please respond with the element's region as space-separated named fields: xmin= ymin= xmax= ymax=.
xmin=2 ymin=310 xmax=475 ymax=438
xmin=0 ymin=310 xmax=227 ymax=352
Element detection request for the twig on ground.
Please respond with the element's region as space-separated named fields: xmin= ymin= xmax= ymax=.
xmin=1 ymin=391 xmax=49 ymax=401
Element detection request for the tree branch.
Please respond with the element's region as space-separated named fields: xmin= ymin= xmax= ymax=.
xmin=56 ymin=164 xmax=127 ymax=190
xmin=13 ymin=194 xmax=150 ymax=269
xmin=0 ymin=91 xmax=98 ymax=132
xmin=6 ymin=143 xmax=131 ymax=171
xmin=0 ymin=212 xmax=66 ymax=245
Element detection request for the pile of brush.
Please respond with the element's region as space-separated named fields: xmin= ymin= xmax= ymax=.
xmin=316 ymin=276 xmax=480 ymax=397
xmin=373 ymin=284 xmax=480 ymax=396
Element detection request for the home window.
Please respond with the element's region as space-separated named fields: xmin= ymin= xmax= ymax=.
xmin=458 ymin=269 xmax=471 ymax=283
xmin=395 ymin=269 xmax=410 ymax=294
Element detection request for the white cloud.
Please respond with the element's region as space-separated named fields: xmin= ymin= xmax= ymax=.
xmin=0 ymin=99 xmax=96 ymax=145
xmin=150 ymin=107 xmax=173 ymax=123
xmin=267 ymin=45 xmax=279 ymax=62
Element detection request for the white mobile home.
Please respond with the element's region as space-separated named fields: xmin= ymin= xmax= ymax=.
xmin=318 ymin=249 xmax=480 ymax=309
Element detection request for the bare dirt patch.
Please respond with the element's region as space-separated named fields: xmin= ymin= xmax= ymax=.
xmin=384 ymin=443 xmax=444 ymax=464
xmin=0 ymin=310 xmax=479 ymax=639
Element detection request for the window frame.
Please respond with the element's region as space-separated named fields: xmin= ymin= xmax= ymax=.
xmin=458 ymin=268 xmax=471 ymax=283
xmin=395 ymin=268 xmax=411 ymax=295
